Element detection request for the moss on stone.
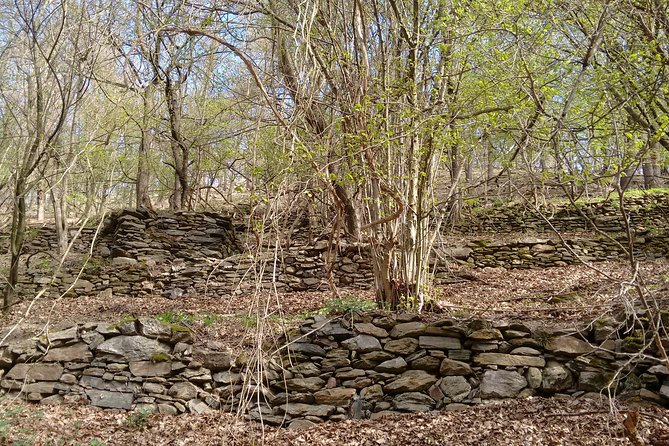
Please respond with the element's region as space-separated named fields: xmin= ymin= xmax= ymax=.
xmin=150 ymin=352 xmax=171 ymax=363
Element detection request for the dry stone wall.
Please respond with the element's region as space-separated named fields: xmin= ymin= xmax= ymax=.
xmin=456 ymin=194 xmax=669 ymax=234
xmin=7 ymin=194 xmax=669 ymax=300
xmin=1 ymin=314 xmax=666 ymax=427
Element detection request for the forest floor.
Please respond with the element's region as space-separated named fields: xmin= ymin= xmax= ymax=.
xmin=0 ymin=396 xmax=668 ymax=445
xmin=1 ymin=259 xmax=668 ymax=445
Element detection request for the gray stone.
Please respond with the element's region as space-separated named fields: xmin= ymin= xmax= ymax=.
xmin=444 ymin=247 xmax=473 ymax=260
xmin=419 ymin=336 xmax=461 ymax=350
xmin=660 ymin=384 xmax=669 ymax=399
xmin=393 ymin=392 xmax=435 ymax=412
xmin=509 ymin=347 xmax=541 ymax=356
xmin=213 ymin=371 xmax=242 ymax=385
xmin=168 ymin=382 xmax=199 ymax=400
xmin=6 ymin=363 xmax=63 ymax=381
xmin=86 ymin=389 xmax=133 ymax=409
xmin=341 ymin=335 xmax=382 ymax=353
xmin=129 ymin=361 xmax=172 ymax=377
xmin=474 ymin=353 xmax=545 ymax=367
xmin=284 ymin=377 xmax=326 ymax=392
xmin=541 ymin=362 xmax=574 ymax=393
xmin=158 ymin=404 xmax=178 ymax=415
xmin=384 ymin=370 xmax=437 ymax=394
xmin=288 ymin=419 xmax=317 ymax=431
xmin=545 ymin=336 xmax=593 ymax=357
xmin=43 ymin=343 xmax=92 ymax=363
xmin=277 ymin=403 xmax=335 ymax=418
xmin=360 ymin=384 xmax=383 ymax=401
xmin=313 ymin=388 xmax=356 ymax=406
xmin=354 ymin=323 xmax=389 ymax=338
xmin=360 ymin=351 xmax=394 ymax=362
xmin=22 ymin=382 xmax=56 ymax=394
xmin=316 ymin=323 xmax=352 ymax=338
xmin=480 ymin=370 xmax=527 ymax=398
xmin=336 ymin=369 xmax=366 ymax=379
xmin=193 ymin=349 xmax=232 ymax=371
xmin=137 ymin=318 xmax=172 ymax=339
xmin=390 ymin=322 xmax=427 ymax=338
xmin=384 ymin=338 xmax=419 ymax=355
xmin=41 ymin=395 xmax=64 ymax=405
xmin=469 ymin=329 xmax=504 ymax=340
xmin=411 ymin=356 xmax=441 ymax=372
xmin=578 ymin=371 xmax=614 ymax=392
xmin=439 ymin=376 xmax=471 ymax=402
xmin=439 ymin=358 xmax=473 ymax=376
xmin=188 ymin=399 xmax=213 ymax=414
xmin=648 ymin=365 xmax=669 ymax=375
xmin=288 ymin=343 xmax=327 ymax=357
xmin=112 ymin=257 xmax=138 ymax=265
xmin=97 ymin=336 xmax=170 ymax=361
xmin=143 ymin=382 xmax=166 ymax=394
xmin=81 ymin=331 xmax=105 ymax=349
xmin=375 ymin=357 xmax=407 ymax=374
xmin=527 ymin=367 xmax=542 ymax=389
xmin=45 ymin=327 xmax=78 ymax=343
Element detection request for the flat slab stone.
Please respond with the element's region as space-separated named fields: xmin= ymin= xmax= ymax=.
xmin=313 ymin=388 xmax=356 ymax=406
xmin=97 ymin=336 xmax=170 ymax=361
xmin=440 ymin=358 xmax=473 ymax=376
xmin=474 ymin=353 xmax=545 ymax=367
xmin=284 ymin=377 xmax=326 ymax=392
xmin=341 ymin=335 xmax=382 ymax=353
xmin=390 ymin=322 xmax=427 ymax=338
xmin=43 ymin=343 xmax=92 ymax=362
xmin=86 ymin=389 xmax=133 ymax=409
xmin=354 ymin=323 xmax=389 ymax=338
xmin=137 ymin=317 xmax=172 ymax=339
xmin=544 ymin=336 xmax=593 ymax=357
xmin=129 ymin=361 xmax=172 ymax=377
xmin=6 ymin=364 xmax=63 ymax=381
xmin=384 ymin=370 xmax=437 ymax=394
xmin=384 ymin=338 xmax=419 ymax=355
xmin=480 ymin=370 xmax=527 ymax=399
xmin=277 ymin=403 xmax=335 ymax=418
xmin=419 ymin=336 xmax=461 ymax=350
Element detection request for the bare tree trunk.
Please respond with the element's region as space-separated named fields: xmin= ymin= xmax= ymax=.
xmin=4 ymin=179 xmax=27 ymax=309
xmin=36 ymin=187 xmax=45 ymax=222
xmin=136 ymin=86 xmax=153 ymax=209
xmin=165 ymin=79 xmax=191 ymax=210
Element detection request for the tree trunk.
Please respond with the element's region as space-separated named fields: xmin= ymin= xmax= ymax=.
xmin=165 ymin=79 xmax=190 ymax=210
xmin=136 ymin=88 xmax=153 ymax=209
xmin=3 ymin=179 xmax=27 ymax=309
xmin=36 ymin=188 xmax=45 ymax=222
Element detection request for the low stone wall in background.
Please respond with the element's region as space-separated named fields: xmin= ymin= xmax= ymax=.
xmin=1 ymin=314 xmax=666 ymax=428
xmin=8 ymin=206 xmax=669 ymax=300
xmin=455 ymin=193 xmax=669 ymax=234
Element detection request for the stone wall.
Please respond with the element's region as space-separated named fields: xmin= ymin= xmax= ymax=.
xmin=1 ymin=314 xmax=666 ymax=427
xmin=444 ymin=233 xmax=668 ymax=270
xmin=456 ymin=193 xmax=669 ymax=234
xmin=9 ymin=207 xmax=669 ymax=300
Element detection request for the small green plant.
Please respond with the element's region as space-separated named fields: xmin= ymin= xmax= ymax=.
xmin=34 ymin=256 xmax=52 ymax=272
xmin=321 ymin=295 xmax=377 ymax=315
xmin=125 ymin=409 xmax=151 ymax=431
xmin=202 ymin=312 xmax=221 ymax=327
xmin=89 ymin=439 xmax=107 ymax=446
xmin=83 ymin=255 xmax=106 ymax=274
xmin=156 ymin=310 xmax=195 ymax=325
